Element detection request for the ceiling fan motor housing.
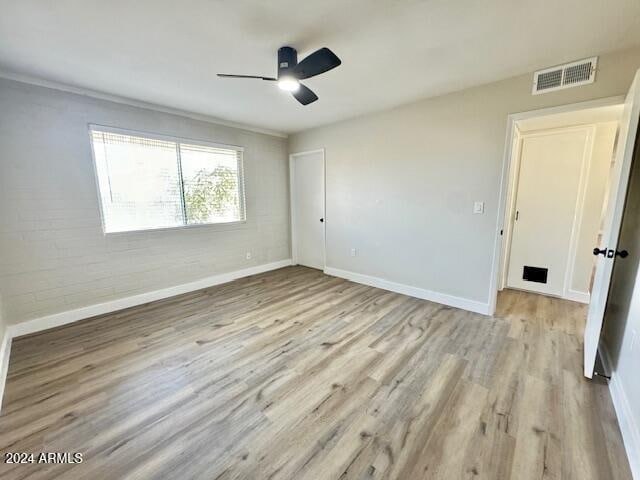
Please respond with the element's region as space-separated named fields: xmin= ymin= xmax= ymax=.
xmin=278 ymin=46 xmax=297 ymax=78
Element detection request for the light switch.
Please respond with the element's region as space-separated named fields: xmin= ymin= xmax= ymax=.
xmin=473 ymin=201 xmax=485 ymax=214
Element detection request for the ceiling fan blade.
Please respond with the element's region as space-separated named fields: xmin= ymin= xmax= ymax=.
xmin=292 ymin=84 xmax=318 ymax=105
xmin=293 ymin=48 xmax=341 ymax=79
xmin=217 ymin=74 xmax=277 ymax=81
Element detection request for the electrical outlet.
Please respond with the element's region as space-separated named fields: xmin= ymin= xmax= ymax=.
xmin=350 ymin=248 xmax=357 ymax=257
xmin=246 ymin=252 xmax=252 ymax=260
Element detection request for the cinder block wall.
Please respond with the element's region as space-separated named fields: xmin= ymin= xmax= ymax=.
xmin=0 ymin=78 xmax=291 ymax=325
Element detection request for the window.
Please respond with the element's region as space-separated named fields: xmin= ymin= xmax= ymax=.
xmin=89 ymin=126 xmax=245 ymax=233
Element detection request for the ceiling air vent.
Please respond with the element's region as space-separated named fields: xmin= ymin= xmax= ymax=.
xmin=532 ymin=57 xmax=597 ymax=95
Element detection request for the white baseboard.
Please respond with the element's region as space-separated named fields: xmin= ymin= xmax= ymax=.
xmin=324 ymin=267 xmax=490 ymax=315
xmin=9 ymin=259 xmax=292 ymax=339
xmin=600 ymin=345 xmax=640 ymax=480
xmin=565 ymin=289 xmax=591 ymax=304
xmin=0 ymin=259 xmax=292 ymax=411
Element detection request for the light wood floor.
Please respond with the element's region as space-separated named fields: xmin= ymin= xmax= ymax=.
xmin=0 ymin=266 xmax=632 ymax=479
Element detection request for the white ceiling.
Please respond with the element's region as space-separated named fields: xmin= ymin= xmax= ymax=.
xmin=1 ymin=1 xmax=639 ymax=135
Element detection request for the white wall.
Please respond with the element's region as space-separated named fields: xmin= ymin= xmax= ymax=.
xmin=0 ymin=78 xmax=291 ymax=326
xmin=289 ymin=47 xmax=640 ymax=311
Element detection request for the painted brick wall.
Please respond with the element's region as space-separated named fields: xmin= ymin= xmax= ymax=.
xmin=0 ymin=78 xmax=291 ymax=325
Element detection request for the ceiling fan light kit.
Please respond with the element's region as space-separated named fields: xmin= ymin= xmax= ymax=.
xmin=218 ymin=45 xmax=341 ymax=105
xmin=277 ymin=77 xmax=300 ymax=92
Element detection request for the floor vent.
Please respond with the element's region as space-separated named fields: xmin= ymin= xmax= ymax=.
xmin=532 ymin=57 xmax=597 ymax=95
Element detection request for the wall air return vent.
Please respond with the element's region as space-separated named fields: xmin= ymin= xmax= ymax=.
xmin=532 ymin=57 xmax=597 ymax=95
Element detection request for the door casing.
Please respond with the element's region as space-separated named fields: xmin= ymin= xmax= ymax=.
xmin=489 ymin=95 xmax=625 ymax=315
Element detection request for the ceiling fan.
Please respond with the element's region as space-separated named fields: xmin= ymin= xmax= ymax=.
xmin=217 ymin=46 xmax=341 ymax=105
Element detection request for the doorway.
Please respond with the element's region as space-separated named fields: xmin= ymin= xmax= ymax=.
xmin=491 ymin=70 xmax=640 ymax=379
xmin=499 ymin=102 xmax=622 ymax=303
xmin=290 ymin=149 xmax=326 ymax=270
xmin=506 ymin=126 xmax=595 ymax=298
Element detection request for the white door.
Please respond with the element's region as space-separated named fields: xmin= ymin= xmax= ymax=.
xmin=291 ymin=150 xmax=325 ymax=270
xmin=584 ymin=70 xmax=640 ymax=378
xmin=507 ymin=127 xmax=592 ymax=296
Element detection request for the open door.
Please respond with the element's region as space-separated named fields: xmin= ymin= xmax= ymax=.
xmin=584 ymin=70 xmax=640 ymax=378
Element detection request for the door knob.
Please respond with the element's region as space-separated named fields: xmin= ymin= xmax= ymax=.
xmin=320 ymin=218 xmax=324 ymax=223
xmin=615 ymin=249 xmax=629 ymax=258
xmin=593 ymin=248 xmax=607 ymax=256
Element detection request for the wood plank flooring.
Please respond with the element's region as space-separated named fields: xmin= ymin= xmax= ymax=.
xmin=0 ymin=266 xmax=632 ymax=479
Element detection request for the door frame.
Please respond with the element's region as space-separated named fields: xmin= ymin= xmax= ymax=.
xmin=488 ymin=96 xmax=624 ymax=315
xmin=289 ymin=148 xmax=326 ymax=269
xmin=503 ymin=124 xmax=596 ymax=299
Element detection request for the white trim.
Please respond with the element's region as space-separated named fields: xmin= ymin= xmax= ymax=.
xmin=600 ymin=345 xmax=640 ymax=480
xmin=0 ymin=69 xmax=287 ymax=138
xmin=87 ymin=125 xmax=247 ymax=235
xmin=0 ymin=259 xmax=292 ymax=411
xmin=507 ymin=96 xmax=625 ymax=125
xmin=489 ymin=96 xmax=625 ymax=315
xmin=289 ymin=156 xmax=297 ymax=265
xmin=0 ymin=330 xmax=12 ymax=411
xmin=289 ymin=149 xmax=326 ymax=269
xmin=324 ymin=267 xmax=490 ymax=315
xmin=565 ymin=289 xmax=591 ymax=304
xmin=498 ymin=126 xmax=523 ymax=291
xmin=8 ymin=259 xmax=292 ymax=339
xmin=563 ymin=126 xmax=596 ymax=298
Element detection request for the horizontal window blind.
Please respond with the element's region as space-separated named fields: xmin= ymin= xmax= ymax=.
xmin=180 ymin=142 xmax=245 ymax=225
xmin=89 ymin=127 xmax=245 ymax=233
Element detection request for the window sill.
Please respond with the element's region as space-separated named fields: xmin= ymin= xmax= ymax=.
xmin=102 ymin=220 xmax=248 ymax=236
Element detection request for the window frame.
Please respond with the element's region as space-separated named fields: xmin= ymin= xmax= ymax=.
xmin=88 ymin=124 xmax=247 ymax=235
